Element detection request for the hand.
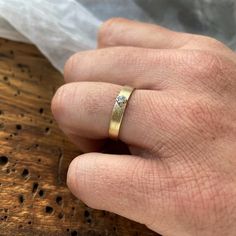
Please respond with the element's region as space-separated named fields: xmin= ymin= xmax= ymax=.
xmin=51 ymin=18 xmax=236 ymax=236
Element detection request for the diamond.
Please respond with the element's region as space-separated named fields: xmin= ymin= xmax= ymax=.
xmin=116 ymin=95 xmax=127 ymax=107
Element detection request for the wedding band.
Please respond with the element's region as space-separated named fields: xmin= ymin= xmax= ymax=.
xmin=109 ymin=85 xmax=135 ymax=140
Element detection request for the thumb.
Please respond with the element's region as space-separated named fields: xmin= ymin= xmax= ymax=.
xmin=67 ymin=152 xmax=175 ymax=235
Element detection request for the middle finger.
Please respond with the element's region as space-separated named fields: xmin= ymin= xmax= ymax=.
xmin=64 ymin=47 xmax=186 ymax=90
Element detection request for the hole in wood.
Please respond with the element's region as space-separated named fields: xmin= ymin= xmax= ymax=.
xmin=32 ymin=182 xmax=39 ymax=193
xmin=56 ymin=196 xmax=63 ymax=205
xmin=71 ymin=231 xmax=77 ymax=236
xmin=39 ymin=108 xmax=44 ymax=114
xmin=0 ymin=156 xmax=8 ymax=165
xmin=18 ymin=195 xmax=24 ymax=204
xmin=45 ymin=206 xmax=53 ymax=214
xmin=84 ymin=210 xmax=90 ymax=218
xmin=58 ymin=212 xmax=64 ymax=219
xmin=16 ymin=124 xmax=22 ymax=130
xmin=21 ymin=169 xmax=29 ymax=178
xmin=86 ymin=219 xmax=91 ymax=224
xmin=38 ymin=189 xmax=44 ymax=197
xmin=45 ymin=127 xmax=50 ymax=134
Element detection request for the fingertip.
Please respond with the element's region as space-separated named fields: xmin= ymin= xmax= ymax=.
xmin=51 ymin=86 xmax=62 ymax=120
xmin=66 ymin=153 xmax=98 ymax=200
xmin=67 ymin=154 xmax=88 ymax=198
xmin=67 ymin=155 xmax=80 ymax=197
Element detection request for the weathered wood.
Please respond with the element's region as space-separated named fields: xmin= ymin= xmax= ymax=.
xmin=0 ymin=38 xmax=158 ymax=236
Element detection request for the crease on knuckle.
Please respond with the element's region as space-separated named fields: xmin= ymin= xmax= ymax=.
xmin=113 ymin=47 xmax=153 ymax=68
xmin=191 ymin=51 xmax=223 ymax=77
xmin=84 ymin=88 xmax=105 ymax=116
xmin=190 ymin=100 xmax=231 ymax=140
xmin=181 ymin=99 xmax=221 ymax=137
xmin=186 ymin=51 xmax=232 ymax=95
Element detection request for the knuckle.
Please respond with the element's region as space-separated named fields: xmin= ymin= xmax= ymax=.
xmin=51 ymin=85 xmax=67 ymax=117
xmin=51 ymin=84 xmax=77 ymax=120
xmin=113 ymin=47 xmax=141 ymax=66
xmin=181 ymin=98 xmax=230 ymax=138
xmin=200 ymin=35 xmax=227 ymax=49
xmin=187 ymin=50 xmax=233 ymax=95
xmin=188 ymin=100 xmax=214 ymax=124
xmin=192 ymin=51 xmax=223 ymax=75
xmin=64 ymin=51 xmax=94 ymax=82
xmin=184 ymin=99 xmax=218 ymax=132
xmin=98 ymin=17 xmax=126 ymax=46
xmin=64 ymin=53 xmax=77 ymax=81
xmin=83 ymin=88 xmax=104 ymax=116
xmin=101 ymin=47 xmax=153 ymax=70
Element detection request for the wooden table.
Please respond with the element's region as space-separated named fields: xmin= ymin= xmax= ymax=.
xmin=0 ymin=38 xmax=158 ymax=236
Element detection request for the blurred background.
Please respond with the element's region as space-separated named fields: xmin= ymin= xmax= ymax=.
xmin=0 ymin=0 xmax=236 ymax=72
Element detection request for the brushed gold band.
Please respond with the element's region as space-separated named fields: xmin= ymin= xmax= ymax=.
xmin=109 ymin=85 xmax=135 ymax=140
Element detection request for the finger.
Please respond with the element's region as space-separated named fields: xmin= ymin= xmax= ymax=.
xmin=51 ymin=82 xmax=166 ymax=148
xmin=98 ymin=18 xmax=229 ymax=52
xmin=98 ymin=18 xmax=191 ymax=49
xmin=67 ymin=152 xmax=177 ymax=236
xmin=64 ymin=46 xmax=181 ymax=89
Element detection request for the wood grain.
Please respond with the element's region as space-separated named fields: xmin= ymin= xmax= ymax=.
xmin=0 ymin=38 xmax=158 ymax=236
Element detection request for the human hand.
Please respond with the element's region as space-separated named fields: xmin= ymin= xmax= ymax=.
xmin=51 ymin=18 xmax=236 ymax=236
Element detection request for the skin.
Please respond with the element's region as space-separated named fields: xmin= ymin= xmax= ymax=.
xmin=51 ymin=18 xmax=236 ymax=236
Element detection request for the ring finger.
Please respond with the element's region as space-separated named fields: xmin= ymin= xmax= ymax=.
xmin=51 ymin=82 xmax=169 ymax=149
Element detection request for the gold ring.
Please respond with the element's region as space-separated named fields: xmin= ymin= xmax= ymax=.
xmin=109 ymin=85 xmax=135 ymax=140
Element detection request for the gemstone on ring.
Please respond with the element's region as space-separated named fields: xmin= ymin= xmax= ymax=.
xmin=109 ymin=86 xmax=135 ymax=139
xmin=116 ymin=95 xmax=127 ymax=107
